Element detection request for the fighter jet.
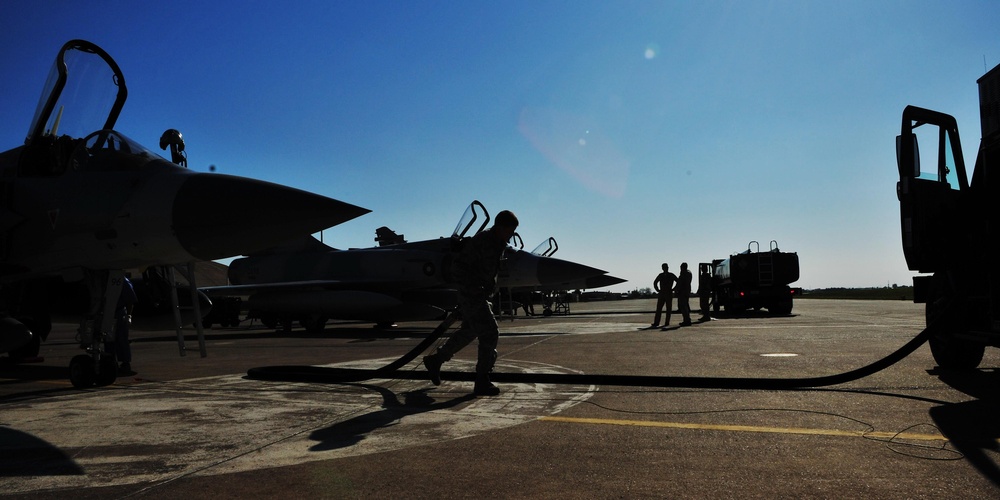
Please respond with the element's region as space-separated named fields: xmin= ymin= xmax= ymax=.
xmin=0 ymin=40 xmax=369 ymax=386
xmin=204 ymin=201 xmax=617 ymax=330
xmin=498 ymin=236 xmax=626 ymax=315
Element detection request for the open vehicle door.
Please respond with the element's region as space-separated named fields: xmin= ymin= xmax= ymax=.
xmin=896 ymin=105 xmax=971 ymax=274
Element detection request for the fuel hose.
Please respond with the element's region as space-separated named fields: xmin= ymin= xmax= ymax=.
xmin=246 ymin=312 xmax=936 ymax=390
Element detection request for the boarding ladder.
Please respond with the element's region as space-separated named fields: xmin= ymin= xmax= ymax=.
xmin=757 ymin=240 xmax=779 ymax=287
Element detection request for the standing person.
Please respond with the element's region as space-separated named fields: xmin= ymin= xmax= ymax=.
xmin=677 ymin=262 xmax=693 ymax=326
xmin=423 ymin=210 xmax=519 ymax=396
xmin=518 ymin=291 xmax=534 ymax=316
xmin=651 ymin=263 xmax=677 ymax=327
xmin=106 ymin=276 xmax=137 ymax=375
xmin=698 ymin=263 xmax=713 ymax=322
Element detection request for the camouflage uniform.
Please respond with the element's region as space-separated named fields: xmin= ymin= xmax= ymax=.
xmin=430 ymin=226 xmax=508 ymax=378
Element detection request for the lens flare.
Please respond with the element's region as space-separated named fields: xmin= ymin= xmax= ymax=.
xmin=518 ymin=107 xmax=629 ymax=198
xmin=644 ymin=43 xmax=660 ymax=60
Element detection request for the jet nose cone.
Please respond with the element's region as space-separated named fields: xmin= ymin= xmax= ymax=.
xmin=583 ymin=275 xmax=627 ymax=289
xmin=173 ymin=174 xmax=369 ymax=260
xmin=537 ymin=256 xmax=606 ymax=286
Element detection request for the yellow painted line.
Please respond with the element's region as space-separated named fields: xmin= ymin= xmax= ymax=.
xmin=539 ymin=416 xmax=948 ymax=442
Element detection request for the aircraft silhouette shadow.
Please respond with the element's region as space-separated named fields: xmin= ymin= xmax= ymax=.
xmin=0 ymin=364 xmax=99 ymax=402
xmin=927 ymin=366 xmax=1000 ymax=487
xmin=708 ymin=310 xmax=799 ymax=319
xmin=308 ymin=385 xmax=475 ymax=451
xmin=0 ymin=362 xmax=69 ymax=382
xmin=0 ymin=426 xmax=84 ymax=477
xmin=133 ymin=325 xmax=437 ymax=344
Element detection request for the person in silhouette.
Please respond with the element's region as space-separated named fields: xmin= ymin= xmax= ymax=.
xmin=105 ymin=276 xmax=137 ymax=375
xmin=651 ymin=263 xmax=677 ymax=327
xmin=698 ymin=263 xmax=713 ymax=322
xmin=518 ymin=291 xmax=535 ymax=316
xmin=676 ymin=262 xmax=693 ymax=326
xmin=423 ymin=210 xmax=519 ymax=396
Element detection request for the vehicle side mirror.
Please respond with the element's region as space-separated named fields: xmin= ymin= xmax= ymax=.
xmin=896 ymin=133 xmax=919 ymax=179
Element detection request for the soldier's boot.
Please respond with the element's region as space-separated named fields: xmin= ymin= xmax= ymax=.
xmin=423 ymin=354 xmax=444 ymax=386
xmin=473 ymin=347 xmax=500 ymax=396
xmin=474 ymin=374 xmax=501 ymax=396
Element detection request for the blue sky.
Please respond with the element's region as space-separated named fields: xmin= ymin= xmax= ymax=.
xmin=2 ymin=1 xmax=997 ymax=292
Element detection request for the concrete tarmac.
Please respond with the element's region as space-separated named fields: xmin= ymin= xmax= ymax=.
xmin=2 ymin=298 xmax=999 ymax=498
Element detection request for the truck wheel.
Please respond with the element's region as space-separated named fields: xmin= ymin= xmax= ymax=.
xmin=928 ymin=335 xmax=984 ymax=370
xmin=926 ymin=278 xmax=984 ymax=370
xmin=770 ymin=299 xmax=793 ymax=315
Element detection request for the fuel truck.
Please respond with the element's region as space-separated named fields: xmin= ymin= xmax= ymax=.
xmin=707 ymin=240 xmax=800 ymax=315
xmin=895 ymin=62 xmax=1000 ymax=369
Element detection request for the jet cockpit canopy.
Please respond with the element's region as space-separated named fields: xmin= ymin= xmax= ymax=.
xmin=452 ymin=200 xmax=490 ymax=238
xmin=531 ymin=237 xmax=559 ymax=257
xmin=17 ymin=40 xmax=178 ymax=177
xmin=26 ymin=39 xmax=127 ymax=146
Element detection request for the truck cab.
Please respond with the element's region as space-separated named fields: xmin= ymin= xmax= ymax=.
xmin=896 ymin=63 xmax=1000 ymax=369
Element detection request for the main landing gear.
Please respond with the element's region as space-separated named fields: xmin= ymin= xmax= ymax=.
xmin=70 ymin=270 xmax=124 ymax=389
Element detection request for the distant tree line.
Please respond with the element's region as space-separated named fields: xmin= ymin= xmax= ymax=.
xmin=800 ymin=286 xmax=913 ymax=300
xmin=621 ymin=286 xmax=914 ymax=301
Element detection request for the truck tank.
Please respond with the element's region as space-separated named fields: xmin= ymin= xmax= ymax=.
xmin=710 ymin=240 xmax=800 ymax=315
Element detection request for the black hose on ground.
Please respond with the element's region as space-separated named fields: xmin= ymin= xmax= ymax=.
xmin=246 ymin=314 xmax=935 ymax=390
xmin=247 ymin=312 xmax=458 ymax=383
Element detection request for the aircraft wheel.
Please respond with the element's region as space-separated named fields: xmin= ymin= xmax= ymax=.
xmin=95 ymin=355 xmax=118 ymax=386
xmin=301 ymin=316 xmax=328 ymax=333
xmin=69 ymin=355 xmax=96 ymax=389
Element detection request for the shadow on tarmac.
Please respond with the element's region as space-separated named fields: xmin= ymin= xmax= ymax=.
xmin=0 ymin=362 xmax=68 ymax=381
xmin=0 ymin=364 xmax=81 ymax=402
xmin=0 ymin=426 xmax=84 ymax=477
xmin=308 ymin=385 xmax=475 ymax=451
xmin=133 ymin=325 xmax=437 ymax=344
xmin=928 ymin=367 xmax=1000 ymax=487
xmin=707 ymin=310 xmax=799 ymax=319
